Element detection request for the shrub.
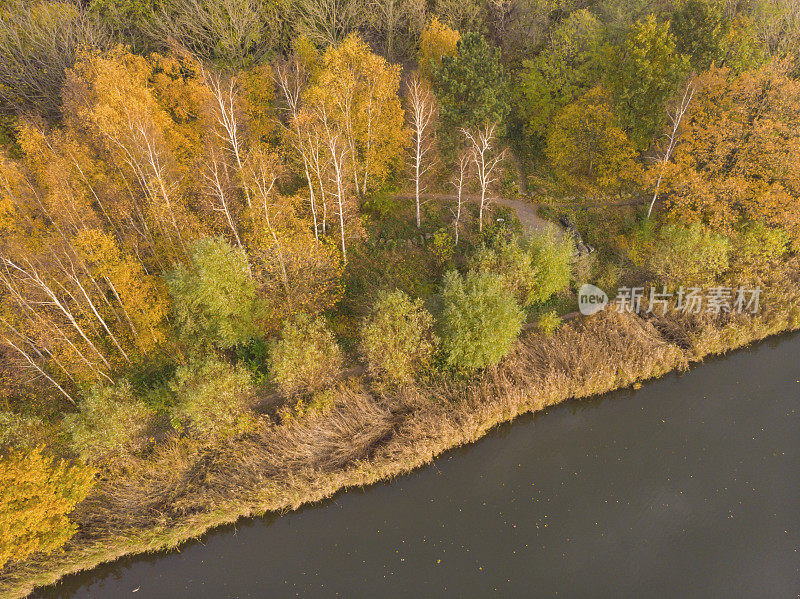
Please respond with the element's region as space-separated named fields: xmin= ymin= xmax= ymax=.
xmin=470 ymin=230 xmax=572 ymax=308
xmin=470 ymin=238 xmax=531 ymax=302
xmin=430 ymin=227 xmax=455 ymax=266
xmin=635 ymin=222 xmax=730 ymax=286
xmin=167 ymin=236 xmax=260 ymax=350
xmin=731 ymin=223 xmax=790 ymax=271
xmin=360 ymin=290 xmax=437 ymax=385
xmin=269 ymin=315 xmax=344 ymax=396
xmin=538 ymin=310 xmax=562 ymax=336
xmin=278 ymin=388 xmax=336 ymax=422
xmin=63 ymin=381 xmax=153 ymax=463
xmin=526 ymin=229 xmax=574 ymax=302
xmin=0 ymin=447 xmax=96 ymax=569
xmin=0 ymin=412 xmax=46 ymax=450
xmin=170 ymin=356 xmax=256 ymax=442
xmin=343 ymin=243 xmax=438 ymax=316
xmin=439 ymin=270 xmax=524 ymax=371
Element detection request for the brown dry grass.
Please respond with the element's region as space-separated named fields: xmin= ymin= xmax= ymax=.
xmin=1 ymin=259 xmax=799 ymax=599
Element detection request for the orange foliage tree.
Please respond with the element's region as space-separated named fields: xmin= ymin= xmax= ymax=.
xmin=662 ymin=61 xmax=800 ymax=242
xmin=0 ymin=45 xmax=341 ymax=400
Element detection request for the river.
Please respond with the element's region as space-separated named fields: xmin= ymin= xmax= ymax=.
xmin=38 ymin=332 xmax=800 ymax=598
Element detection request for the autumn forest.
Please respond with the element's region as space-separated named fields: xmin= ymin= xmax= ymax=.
xmin=1 ymin=0 xmax=800 ymax=594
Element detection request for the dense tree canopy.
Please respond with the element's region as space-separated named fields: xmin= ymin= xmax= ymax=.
xmin=605 ymin=16 xmax=690 ymax=149
xmin=671 ymin=0 xmax=764 ymax=73
xmin=516 ymin=9 xmax=602 ymax=146
xmin=0 ymin=447 xmax=95 ymax=569
xmin=1 ymin=0 xmax=800 ymax=578
xmin=662 ymin=62 xmax=800 ymax=242
xmin=430 ymin=32 xmax=509 ymax=137
xmin=546 ymin=87 xmax=640 ymax=191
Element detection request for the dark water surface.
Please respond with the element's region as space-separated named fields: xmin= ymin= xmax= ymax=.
xmin=39 ymin=333 xmax=800 ymax=598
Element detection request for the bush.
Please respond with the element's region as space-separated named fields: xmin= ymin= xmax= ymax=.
xmin=0 ymin=412 xmax=47 ymax=450
xmin=470 ymin=230 xmax=572 ymax=308
xmin=0 ymin=447 xmax=96 ymax=569
xmin=277 ymin=388 xmax=336 ymax=422
xmin=430 ymin=228 xmax=455 ymax=266
xmin=538 ymin=310 xmax=562 ymax=336
xmin=527 ymin=229 xmax=574 ymax=302
xmin=167 ymin=236 xmax=261 ymax=350
xmin=634 ymin=222 xmax=730 ymax=286
xmin=269 ymin=315 xmax=344 ymax=396
xmin=439 ymin=270 xmax=524 ymax=371
xmin=470 ymin=238 xmax=531 ymax=302
xmin=360 ymin=290 xmax=437 ymax=385
xmin=731 ymin=223 xmax=790 ymax=272
xmin=63 ymin=381 xmax=153 ymax=463
xmin=170 ymin=356 xmax=256 ymax=442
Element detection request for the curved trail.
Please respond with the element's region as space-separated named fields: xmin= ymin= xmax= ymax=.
xmin=392 ymin=192 xmax=650 ymax=233
xmin=391 ymin=193 xmax=555 ymax=232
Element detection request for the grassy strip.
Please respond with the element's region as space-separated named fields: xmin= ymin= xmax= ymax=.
xmin=2 ymin=268 xmax=799 ymax=598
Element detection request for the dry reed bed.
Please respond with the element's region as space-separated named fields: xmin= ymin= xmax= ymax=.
xmin=2 ymin=262 xmax=800 ymax=598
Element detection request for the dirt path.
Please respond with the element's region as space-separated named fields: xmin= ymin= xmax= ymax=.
xmin=490 ymin=196 xmax=555 ymax=232
xmin=392 ymin=193 xmax=556 ymax=233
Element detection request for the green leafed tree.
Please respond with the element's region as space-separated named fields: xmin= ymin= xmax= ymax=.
xmin=469 ymin=231 xmax=573 ymax=308
xmin=439 ymin=270 xmax=524 ymax=372
xmin=167 ymin=237 xmax=260 ymax=350
xmin=430 ymin=32 xmax=509 ymax=145
xmin=360 ymin=289 xmax=437 ymax=385
xmin=64 ymin=380 xmax=153 ymax=464
xmin=170 ymin=355 xmax=256 ymax=442
xmin=671 ymin=0 xmax=764 ymax=73
xmin=605 ymin=15 xmax=690 ymax=149
xmin=515 ymin=9 xmax=603 ymax=147
xmin=269 ymin=314 xmax=343 ymax=396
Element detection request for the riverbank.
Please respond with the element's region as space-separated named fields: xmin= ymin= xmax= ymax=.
xmin=2 ymin=262 xmax=799 ymax=598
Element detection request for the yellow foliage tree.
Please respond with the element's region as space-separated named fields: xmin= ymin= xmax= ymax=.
xmin=0 ymin=447 xmax=96 ymax=569
xmin=64 ymin=46 xmax=202 ymax=264
xmin=72 ymin=229 xmax=170 ymax=356
xmin=304 ymin=34 xmax=407 ymax=198
xmin=418 ymin=18 xmax=460 ymax=80
xmin=546 ymin=86 xmax=641 ymax=191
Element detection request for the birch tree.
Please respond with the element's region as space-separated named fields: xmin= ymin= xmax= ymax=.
xmin=304 ymin=35 xmax=406 ymax=198
xmin=648 ymin=82 xmax=694 ymax=218
xmin=203 ymin=69 xmax=251 ymax=209
xmin=203 ymin=148 xmax=246 ymax=254
xmin=462 ymin=123 xmax=504 ymax=232
xmin=451 ymin=148 xmax=470 ymax=244
xmin=407 ymin=75 xmax=437 ymax=228
xmin=274 ymin=56 xmax=321 ymax=241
